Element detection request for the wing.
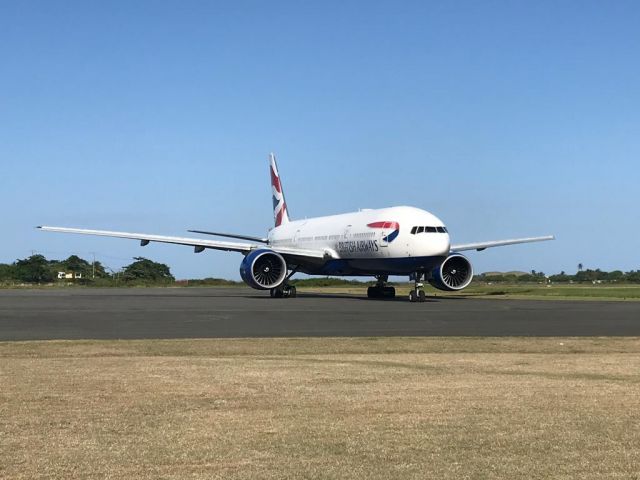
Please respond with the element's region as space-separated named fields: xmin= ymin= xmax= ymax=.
xmin=451 ymin=235 xmax=555 ymax=252
xmin=38 ymin=226 xmax=326 ymax=259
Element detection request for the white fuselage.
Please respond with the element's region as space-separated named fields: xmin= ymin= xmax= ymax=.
xmin=268 ymin=206 xmax=451 ymax=276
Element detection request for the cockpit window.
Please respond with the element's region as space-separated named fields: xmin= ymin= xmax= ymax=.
xmin=411 ymin=225 xmax=449 ymax=234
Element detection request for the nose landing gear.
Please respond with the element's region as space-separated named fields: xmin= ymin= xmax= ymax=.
xmin=367 ymin=275 xmax=396 ymax=299
xmin=409 ymin=272 xmax=427 ymax=303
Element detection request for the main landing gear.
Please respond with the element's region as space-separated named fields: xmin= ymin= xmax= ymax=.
xmin=270 ymin=268 xmax=298 ymax=298
xmin=270 ymin=284 xmax=297 ymax=298
xmin=409 ymin=272 xmax=427 ymax=303
xmin=367 ymin=275 xmax=396 ymax=299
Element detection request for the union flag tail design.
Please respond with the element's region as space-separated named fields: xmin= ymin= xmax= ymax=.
xmin=270 ymin=153 xmax=290 ymax=227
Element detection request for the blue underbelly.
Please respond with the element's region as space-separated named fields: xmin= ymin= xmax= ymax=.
xmin=311 ymin=256 xmax=446 ymax=276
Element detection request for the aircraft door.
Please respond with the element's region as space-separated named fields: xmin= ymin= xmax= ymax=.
xmin=379 ymin=222 xmax=391 ymax=247
xmin=343 ymin=225 xmax=352 ymax=241
xmin=380 ymin=230 xmax=389 ymax=247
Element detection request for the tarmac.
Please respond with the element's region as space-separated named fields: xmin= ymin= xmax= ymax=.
xmin=0 ymin=287 xmax=639 ymax=341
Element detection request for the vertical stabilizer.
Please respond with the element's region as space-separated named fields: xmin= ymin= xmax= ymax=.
xmin=269 ymin=153 xmax=290 ymax=227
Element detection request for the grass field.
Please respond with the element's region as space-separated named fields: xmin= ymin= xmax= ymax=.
xmin=1 ymin=337 xmax=639 ymax=479
xmin=3 ymin=282 xmax=640 ymax=301
xmin=300 ymin=283 xmax=640 ymax=301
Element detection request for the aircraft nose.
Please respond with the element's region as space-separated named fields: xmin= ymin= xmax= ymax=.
xmin=441 ymin=234 xmax=451 ymax=255
xmin=422 ymin=232 xmax=450 ymax=256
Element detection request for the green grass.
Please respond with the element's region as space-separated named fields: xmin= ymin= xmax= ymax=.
xmin=299 ymin=283 xmax=640 ymax=300
xmin=450 ymin=283 xmax=640 ymax=300
xmin=3 ymin=279 xmax=640 ymax=301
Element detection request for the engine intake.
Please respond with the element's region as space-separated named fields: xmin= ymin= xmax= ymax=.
xmin=240 ymin=249 xmax=287 ymax=290
xmin=428 ymin=254 xmax=473 ymax=291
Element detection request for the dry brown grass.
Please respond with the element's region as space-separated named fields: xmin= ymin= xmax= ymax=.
xmin=1 ymin=338 xmax=639 ymax=479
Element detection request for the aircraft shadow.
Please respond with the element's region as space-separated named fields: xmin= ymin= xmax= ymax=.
xmin=239 ymin=292 xmax=479 ymax=303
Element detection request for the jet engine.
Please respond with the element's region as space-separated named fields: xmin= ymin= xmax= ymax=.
xmin=239 ymin=249 xmax=287 ymax=290
xmin=428 ymin=254 xmax=473 ymax=291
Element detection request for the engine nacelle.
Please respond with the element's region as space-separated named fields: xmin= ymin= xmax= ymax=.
xmin=239 ymin=249 xmax=287 ymax=290
xmin=428 ymin=254 xmax=474 ymax=291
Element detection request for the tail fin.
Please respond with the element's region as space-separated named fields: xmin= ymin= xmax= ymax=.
xmin=269 ymin=153 xmax=290 ymax=227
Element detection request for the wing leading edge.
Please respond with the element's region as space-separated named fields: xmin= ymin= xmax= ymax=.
xmin=187 ymin=229 xmax=268 ymax=243
xmin=37 ymin=226 xmax=326 ymax=259
xmin=451 ymin=235 xmax=555 ymax=252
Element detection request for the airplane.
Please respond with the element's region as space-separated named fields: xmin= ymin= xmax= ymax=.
xmin=39 ymin=153 xmax=554 ymax=302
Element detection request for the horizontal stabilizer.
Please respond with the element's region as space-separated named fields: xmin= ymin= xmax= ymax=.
xmin=451 ymin=235 xmax=555 ymax=252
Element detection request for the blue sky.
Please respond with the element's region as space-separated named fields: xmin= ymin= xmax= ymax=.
xmin=1 ymin=1 xmax=639 ymax=279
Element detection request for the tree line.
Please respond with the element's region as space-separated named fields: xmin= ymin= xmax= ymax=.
xmin=0 ymin=255 xmax=174 ymax=285
xmin=2 ymin=254 xmax=639 ymax=286
xmin=477 ymin=269 xmax=640 ymax=284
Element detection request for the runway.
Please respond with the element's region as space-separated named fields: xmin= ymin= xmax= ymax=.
xmin=1 ymin=287 xmax=639 ymax=340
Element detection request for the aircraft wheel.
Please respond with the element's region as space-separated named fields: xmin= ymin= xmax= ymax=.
xmin=289 ymin=286 xmax=297 ymax=298
xmin=418 ymin=290 xmax=426 ymax=302
xmin=271 ymin=287 xmax=284 ymax=298
xmin=409 ymin=291 xmax=417 ymax=302
xmin=367 ymin=286 xmax=378 ymax=298
xmin=383 ymin=287 xmax=396 ymax=298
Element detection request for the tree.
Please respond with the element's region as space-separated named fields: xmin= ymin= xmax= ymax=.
xmin=549 ymin=271 xmax=571 ymax=283
xmin=0 ymin=263 xmax=16 ymax=281
xmin=122 ymin=257 xmax=174 ymax=282
xmin=14 ymin=255 xmax=54 ymax=283
xmin=59 ymin=255 xmax=108 ymax=279
xmin=63 ymin=255 xmax=89 ymax=273
xmin=605 ymin=270 xmax=624 ymax=282
xmin=627 ymin=270 xmax=640 ymax=283
xmin=575 ymin=269 xmax=603 ymax=283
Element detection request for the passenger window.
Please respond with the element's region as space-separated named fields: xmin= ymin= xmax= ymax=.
xmin=426 ymin=226 xmax=437 ymax=233
xmin=410 ymin=226 xmax=417 ymax=234
xmin=417 ymin=226 xmax=424 ymax=233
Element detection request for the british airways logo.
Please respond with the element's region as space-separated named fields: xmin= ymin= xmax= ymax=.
xmin=367 ymin=221 xmax=400 ymax=243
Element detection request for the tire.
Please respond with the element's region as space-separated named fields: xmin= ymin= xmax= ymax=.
xmin=418 ymin=290 xmax=426 ymax=302
xmin=290 ymin=286 xmax=297 ymax=298
xmin=383 ymin=287 xmax=396 ymax=298
xmin=367 ymin=286 xmax=379 ymax=298
xmin=409 ymin=291 xmax=417 ymax=302
xmin=273 ymin=288 xmax=284 ymax=298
